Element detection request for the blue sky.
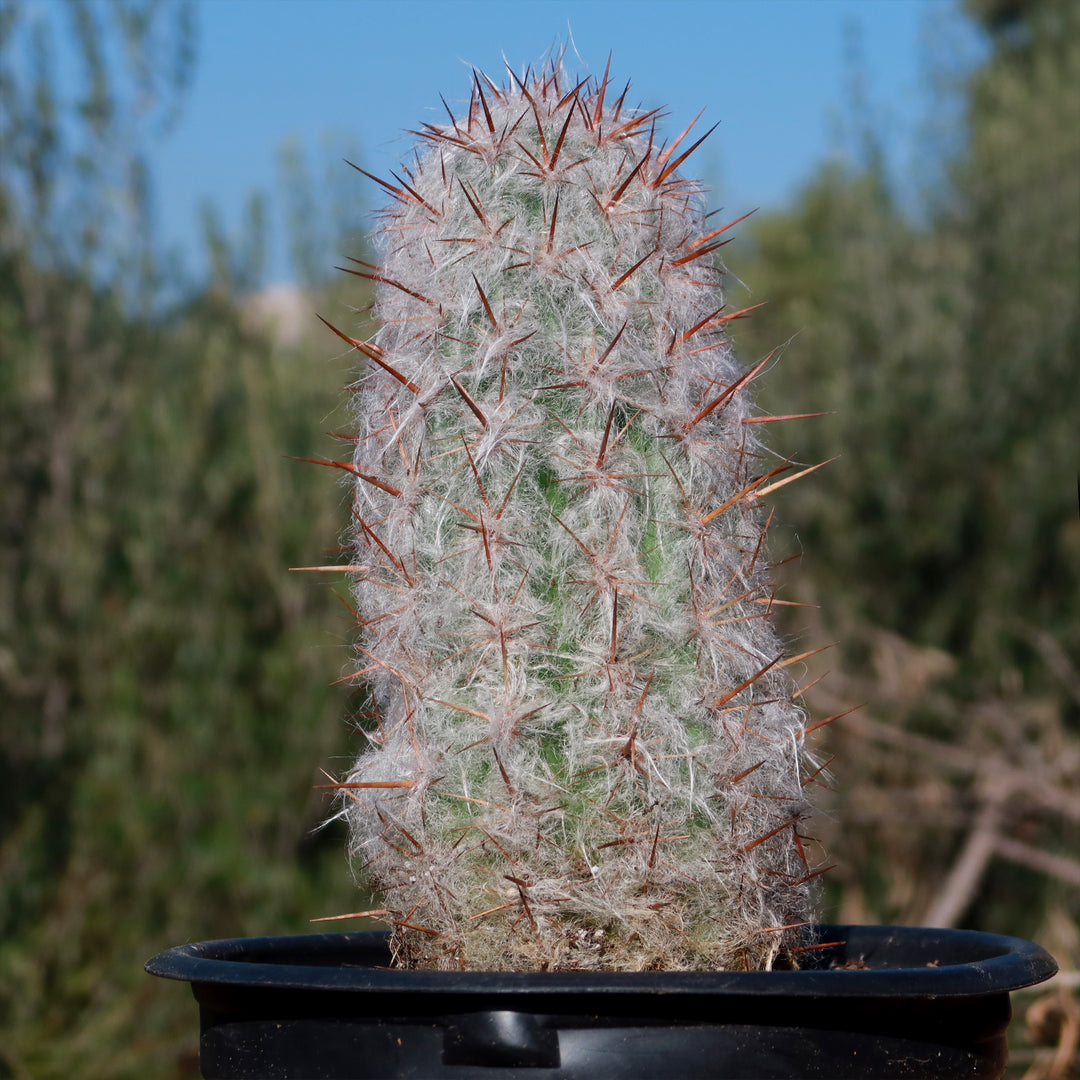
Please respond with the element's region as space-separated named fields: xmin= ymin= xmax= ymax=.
xmin=154 ymin=0 xmax=980 ymax=285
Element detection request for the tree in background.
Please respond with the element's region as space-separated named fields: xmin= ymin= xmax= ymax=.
xmin=729 ymin=0 xmax=1079 ymax=996
xmin=737 ymin=0 xmax=1078 ymax=687
xmin=0 ymin=4 xmax=368 ymax=1076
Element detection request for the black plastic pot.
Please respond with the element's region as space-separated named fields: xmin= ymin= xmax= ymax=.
xmin=146 ymin=924 xmax=1056 ymax=1079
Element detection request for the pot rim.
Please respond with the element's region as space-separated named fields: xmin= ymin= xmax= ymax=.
xmin=145 ymin=923 xmax=1056 ymax=999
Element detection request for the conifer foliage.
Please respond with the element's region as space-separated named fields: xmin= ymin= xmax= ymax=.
xmin=329 ymin=62 xmax=822 ymax=971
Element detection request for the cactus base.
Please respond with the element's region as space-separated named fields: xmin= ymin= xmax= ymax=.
xmin=146 ymin=924 xmax=1055 ymax=1079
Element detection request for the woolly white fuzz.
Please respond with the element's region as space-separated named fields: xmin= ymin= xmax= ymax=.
xmin=339 ymin=62 xmax=818 ymax=971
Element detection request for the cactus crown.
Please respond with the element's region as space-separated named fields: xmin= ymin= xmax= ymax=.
xmin=333 ymin=59 xmax=818 ymax=972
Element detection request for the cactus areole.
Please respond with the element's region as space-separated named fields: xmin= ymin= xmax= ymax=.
xmin=332 ymin=61 xmax=821 ymax=973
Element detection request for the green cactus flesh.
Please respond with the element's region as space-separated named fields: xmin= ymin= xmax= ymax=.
xmin=337 ymin=63 xmax=818 ymax=971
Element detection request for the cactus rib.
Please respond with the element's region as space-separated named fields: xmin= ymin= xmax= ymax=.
xmin=335 ymin=59 xmax=819 ymax=972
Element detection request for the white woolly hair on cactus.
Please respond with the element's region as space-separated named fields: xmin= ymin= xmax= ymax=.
xmin=320 ymin=56 xmax=828 ymax=973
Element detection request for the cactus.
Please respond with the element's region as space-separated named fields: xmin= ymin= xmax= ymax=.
xmin=327 ymin=59 xmax=822 ymax=972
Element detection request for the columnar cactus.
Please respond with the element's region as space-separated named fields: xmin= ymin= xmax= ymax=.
xmin=329 ymin=61 xmax=822 ymax=972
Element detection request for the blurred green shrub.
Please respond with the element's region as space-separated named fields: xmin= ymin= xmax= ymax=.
xmin=1 ymin=0 xmax=1076 ymax=1074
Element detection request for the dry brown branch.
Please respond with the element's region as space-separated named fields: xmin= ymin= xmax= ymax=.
xmin=925 ymin=796 xmax=1005 ymax=929
xmin=806 ymin=665 xmax=1080 ymax=928
xmin=827 ymin=701 xmax=1080 ymax=825
xmin=1022 ymin=626 xmax=1080 ymax=710
xmin=994 ymin=837 xmax=1080 ymax=890
xmin=1022 ymin=988 xmax=1080 ymax=1080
